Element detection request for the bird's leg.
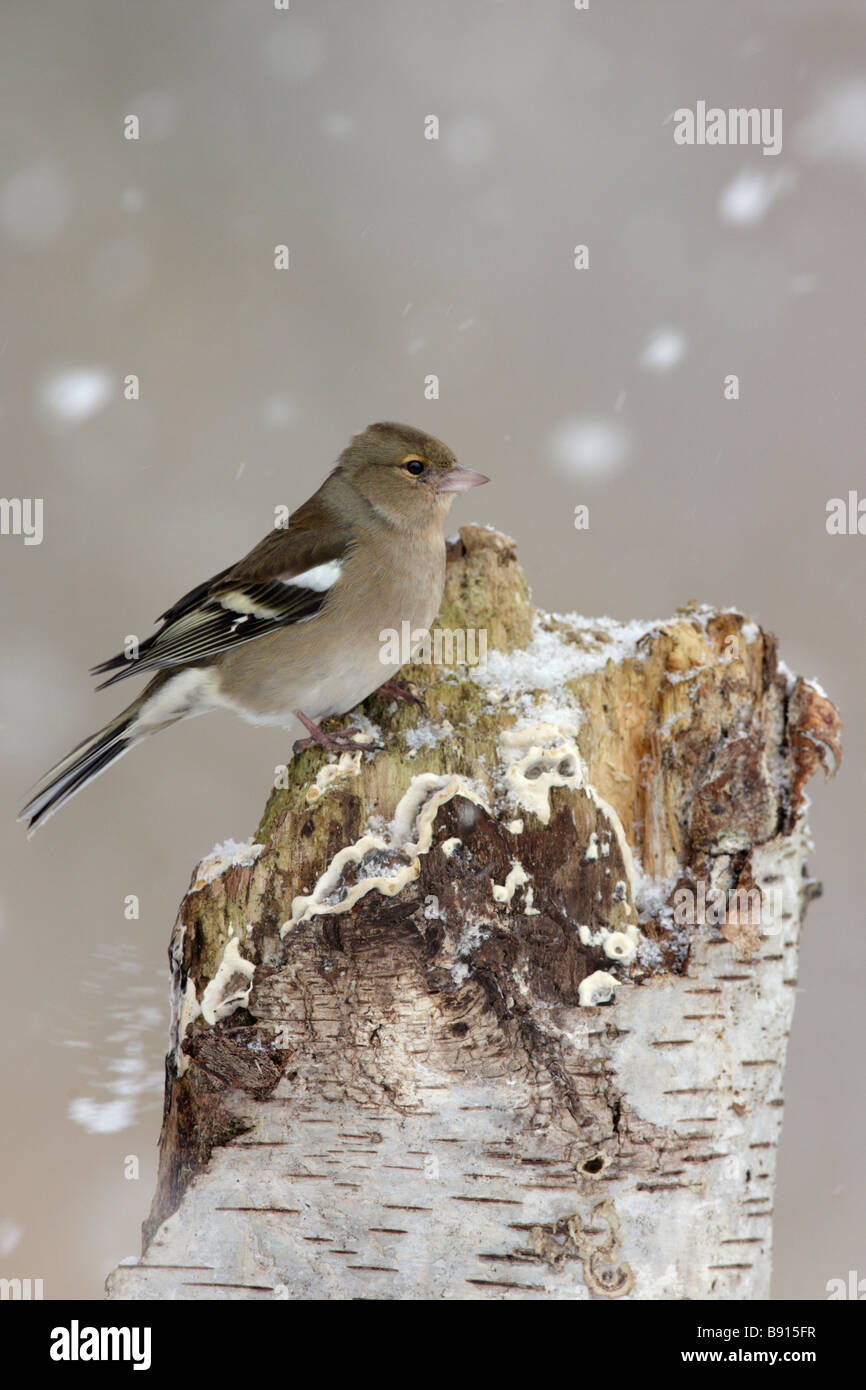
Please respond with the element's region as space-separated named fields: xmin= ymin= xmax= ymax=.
xmin=375 ymin=679 xmax=424 ymax=708
xmin=292 ymin=709 xmax=381 ymax=754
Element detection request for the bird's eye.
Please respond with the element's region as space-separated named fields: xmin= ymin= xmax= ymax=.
xmin=403 ymin=457 xmax=425 ymax=476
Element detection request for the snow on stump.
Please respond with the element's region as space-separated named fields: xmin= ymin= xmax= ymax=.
xmin=106 ymin=525 xmax=841 ymax=1301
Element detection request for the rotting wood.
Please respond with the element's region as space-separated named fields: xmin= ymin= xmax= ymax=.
xmin=106 ymin=525 xmax=841 ymax=1301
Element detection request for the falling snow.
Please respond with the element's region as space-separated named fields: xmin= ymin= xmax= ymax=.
xmin=548 ymin=419 xmax=631 ymax=481
xmin=638 ymin=327 xmax=688 ymax=372
xmin=40 ymin=368 xmax=111 ymax=424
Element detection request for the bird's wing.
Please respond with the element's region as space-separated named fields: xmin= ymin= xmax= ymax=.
xmin=90 ymin=503 xmax=353 ymax=688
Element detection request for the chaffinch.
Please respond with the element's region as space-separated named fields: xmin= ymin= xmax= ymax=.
xmin=21 ymin=421 xmax=489 ymax=830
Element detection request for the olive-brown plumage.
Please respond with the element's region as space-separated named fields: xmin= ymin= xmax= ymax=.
xmin=20 ymin=422 xmax=489 ymax=830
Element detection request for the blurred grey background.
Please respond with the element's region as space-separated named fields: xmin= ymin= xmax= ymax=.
xmin=1 ymin=0 xmax=864 ymax=1299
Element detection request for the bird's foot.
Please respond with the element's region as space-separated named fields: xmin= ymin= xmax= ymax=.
xmin=292 ymin=710 xmax=382 ymax=754
xmin=375 ymin=679 xmax=424 ymax=709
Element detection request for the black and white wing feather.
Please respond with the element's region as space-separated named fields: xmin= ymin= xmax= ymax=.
xmin=90 ymin=504 xmax=352 ymax=688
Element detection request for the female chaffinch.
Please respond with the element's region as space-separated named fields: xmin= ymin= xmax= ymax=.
xmin=21 ymin=421 xmax=488 ymax=830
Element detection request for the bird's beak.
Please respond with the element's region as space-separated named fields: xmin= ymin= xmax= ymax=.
xmin=435 ymin=464 xmax=490 ymax=493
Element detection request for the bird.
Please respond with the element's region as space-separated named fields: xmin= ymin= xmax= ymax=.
xmin=20 ymin=421 xmax=489 ymax=831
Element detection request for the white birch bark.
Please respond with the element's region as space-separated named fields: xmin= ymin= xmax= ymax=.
xmin=107 ymin=527 xmax=840 ymax=1301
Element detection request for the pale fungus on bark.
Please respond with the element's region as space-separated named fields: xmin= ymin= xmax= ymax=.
xmin=107 ymin=525 xmax=841 ymax=1301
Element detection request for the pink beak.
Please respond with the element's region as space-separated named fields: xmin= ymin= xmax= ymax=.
xmin=435 ymin=464 xmax=490 ymax=494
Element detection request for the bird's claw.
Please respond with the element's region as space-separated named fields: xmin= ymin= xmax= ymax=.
xmin=292 ymin=711 xmax=382 ymax=754
xmin=375 ymin=680 xmax=424 ymax=709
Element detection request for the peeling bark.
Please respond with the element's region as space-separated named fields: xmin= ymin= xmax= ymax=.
xmin=106 ymin=526 xmax=840 ymax=1301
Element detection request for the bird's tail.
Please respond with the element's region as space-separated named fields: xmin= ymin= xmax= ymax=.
xmin=20 ymin=694 xmax=150 ymax=833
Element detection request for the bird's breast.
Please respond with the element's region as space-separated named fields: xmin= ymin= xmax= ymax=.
xmin=214 ymin=531 xmax=447 ymax=725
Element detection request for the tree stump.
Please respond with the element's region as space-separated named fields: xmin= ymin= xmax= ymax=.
xmin=106 ymin=526 xmax=841 ymax=1301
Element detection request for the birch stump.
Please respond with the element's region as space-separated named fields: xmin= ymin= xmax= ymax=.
xmin=106 ymin=526 xmax=841 ymax=1301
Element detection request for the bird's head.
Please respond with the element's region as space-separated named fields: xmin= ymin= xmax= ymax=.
xmin=338 ymin=421 xmax=489 ymax=530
